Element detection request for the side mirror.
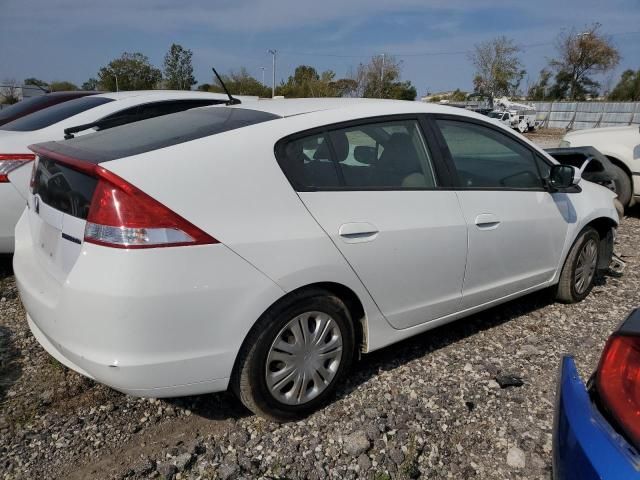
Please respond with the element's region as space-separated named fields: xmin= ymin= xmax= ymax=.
xmin=549 ymin=164 xmax=581 ymax=190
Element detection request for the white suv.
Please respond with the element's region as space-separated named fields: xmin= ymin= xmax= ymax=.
xmin=560 ymin=125 xmax=640 ymax=209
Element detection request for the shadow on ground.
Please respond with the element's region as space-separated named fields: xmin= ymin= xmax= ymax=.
xmin=0 ymin=256 xmax=13 ymax=280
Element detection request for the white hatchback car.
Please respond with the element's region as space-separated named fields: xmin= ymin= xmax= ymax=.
xmin=0 ymin=90 xmax=257 ymax=253
xmin=14 ymin=99 xmax=618 ymax=421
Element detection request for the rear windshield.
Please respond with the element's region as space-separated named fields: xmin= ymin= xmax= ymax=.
xmin=35 ymin=107 xmax=280 ymax=163
xmin=0 ymin=96 xmax=57 ymax=122
xmin=1 ymin=96 xmax=114 ymax=132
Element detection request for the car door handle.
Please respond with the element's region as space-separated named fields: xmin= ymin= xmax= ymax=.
xmin=339 ymin=222 xmax=379 ymax=243
xmin=475 ymin=213 xmax=501 ymax=230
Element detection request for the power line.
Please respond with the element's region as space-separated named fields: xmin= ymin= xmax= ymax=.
xmin=276 ymin=30 xmax=640 ymax=59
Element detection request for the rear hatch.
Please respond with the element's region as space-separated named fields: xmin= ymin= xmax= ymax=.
xmin=28 ymin=153 xmax=94 ymax=280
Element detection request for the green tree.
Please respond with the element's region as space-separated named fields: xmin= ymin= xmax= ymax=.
xmin=49 ymin=81 xmax=78 ymax=91
xmin=163 ymin=43 xmax=196 ymax=90
xmin=609 ymin=69 xmax=640 ymax=101
xmin=82 ymin=78 xmax=100 ymax=91
xmin=277 ymin=65 xmax=349 ymax=98
xmin=208 ymin=68 xmax=271 ymax=97
xmin=353 ymin=55 xmax=417 ymax=100
xmin=469 ymin=36 xmax=525 ymax=98
xmin=24 ymin=77 xmax=49 ymax=90
xmin=549 ymin=23 xmax=620 ymax=100
xmin=97 ymin=52 xmax=162 ymax=91
xmin=527 ymin=69 xmax=553 ymax=100
xmin=449 ymin=89 xmax=468 ymax=102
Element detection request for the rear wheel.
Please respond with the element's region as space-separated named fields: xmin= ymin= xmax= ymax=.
xmin=555 ymin=227 xmax=600 ymax=303
xmin=232 ymin=289 xmax=355 ymax=422
xmin=610 ymin=163 xmax=632 ymax=209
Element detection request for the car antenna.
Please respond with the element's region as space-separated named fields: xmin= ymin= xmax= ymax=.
xmin=212 ymin=68 xmax=240 ymax=106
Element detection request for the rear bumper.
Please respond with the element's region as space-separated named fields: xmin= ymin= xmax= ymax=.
xmin=553 ymin=356 xmax=640 ymax=479
xmin=14 ymin=211 xmax=285 ymax=397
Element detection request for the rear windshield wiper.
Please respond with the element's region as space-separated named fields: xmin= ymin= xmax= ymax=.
xmin=64 ymin=118 xmax=127 ymax=139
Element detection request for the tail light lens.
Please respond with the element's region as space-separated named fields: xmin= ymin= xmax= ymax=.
xmin=0 ymin=153 xmax=36 ymax=183
xmin=85 ymin=167 xmax=218 ymax=249
xmin=596 ymin=334 xmax=640 ymax=449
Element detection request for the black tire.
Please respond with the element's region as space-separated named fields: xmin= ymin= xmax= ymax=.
xmin=231 ymin=288 xmax=355 ymax=422
xmin=555 ymin=227 xmax=600 ymax=303
xmin=610 ymin=163 xmax=632 ymax=209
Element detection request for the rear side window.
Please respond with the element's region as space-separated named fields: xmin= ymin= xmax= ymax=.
xmin=279 ymin=119 xmax=437 ymax=190
xmin=97 ymin=99 xmax=226 ymax=130
xmin=1 ymin=97 xmax=114 ymax=132
xmin=436 ymin=119 xmax=543 ymax=189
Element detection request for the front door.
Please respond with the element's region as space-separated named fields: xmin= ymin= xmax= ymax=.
xmin=433 ymin=117 xmax=570 ymax=308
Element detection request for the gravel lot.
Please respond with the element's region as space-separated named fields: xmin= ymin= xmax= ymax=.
xmin=2 ymin=130 xmax=638 ymax=479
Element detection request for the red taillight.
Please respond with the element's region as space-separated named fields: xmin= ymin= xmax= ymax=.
xmin=85 ymin=167 xmax=218 ymax=249
xmin=0 ymin=153 xmax=35 ymax=183
xmin=596 ymin=334 xmax=640 ymax=449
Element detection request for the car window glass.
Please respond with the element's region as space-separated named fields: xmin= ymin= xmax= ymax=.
xmin=280 ymin=119 xmax=436 ymax=190
xmin=98 ymin=99 xmax=225 ymax=130
xmin=0 ymin=97 xmax=114 ymax=131
xmin=436 ymin=119 xmax=542 ymax=189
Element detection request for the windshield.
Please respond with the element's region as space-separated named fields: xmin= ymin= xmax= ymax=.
xmin=0 ymin=96 xmax=57 ymax=122
xmin=0 ymin=96 xmax=114 ymax=132
xmin=488 ymin=112 xmax=504 ymax=119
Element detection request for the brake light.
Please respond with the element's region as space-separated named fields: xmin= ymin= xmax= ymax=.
xmin=0 ymin=153 xmax=35 ymax=183
xmin=596 ymin=334 xmax=640 ymax=449
xmin=85 ymin=167 xmax=218 ymax=249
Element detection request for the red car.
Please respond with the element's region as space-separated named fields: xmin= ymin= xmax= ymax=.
xmin=0 ymin=91 xmax=100 ymax=126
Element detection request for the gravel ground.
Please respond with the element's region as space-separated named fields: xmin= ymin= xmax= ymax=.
xmin=2 ymin=130 xmax=638 ymax=479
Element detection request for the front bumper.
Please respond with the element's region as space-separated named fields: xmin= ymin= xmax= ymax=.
xmin=553 ymin=356 xmax=640 ymax=479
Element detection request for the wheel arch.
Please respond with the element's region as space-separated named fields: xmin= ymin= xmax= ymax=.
xmin=230 ymin=281 xmax=368 ymax=383
xmin=584 ymin=216 xmax=617 ymax=271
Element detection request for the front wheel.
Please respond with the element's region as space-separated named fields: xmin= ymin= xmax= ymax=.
xmin=555 ymin=227 xmax=600 ymax=303
xmin=231 ymin=289 xmax=355 ymax=422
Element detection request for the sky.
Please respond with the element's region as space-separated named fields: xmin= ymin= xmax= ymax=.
xmin=1 ymin=0 xmax=639 ymax=97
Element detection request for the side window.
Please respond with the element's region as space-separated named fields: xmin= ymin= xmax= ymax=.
xmin=282 ymin=133 xmax=340 ymax=188
xmin=279 ymin=119 xmax=437 ymax=190
xmin=436 ymin=119 xmax=543 ymax=189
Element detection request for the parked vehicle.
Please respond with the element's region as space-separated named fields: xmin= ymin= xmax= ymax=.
xmin=0 ymin=90 xmax=257 ymax=253
xmin=15 ymin=99 xmax=619 ymax=421
xmin=560 ymin=125 xmax=640 ymax=209
xmin=554 ymin=308 xmax=640 ymax=479
xmin=545 ymin=146 xmax=624 ymax=216
xmin=0 ymin=91 xmax=100 ymax=127
xmin=487 ymin=97 xmax=537 ymax=133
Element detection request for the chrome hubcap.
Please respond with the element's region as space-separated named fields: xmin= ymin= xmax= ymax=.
xmin=265 ymin=311 xmax=343 ymax=405
xmin=575 ymin=238 xmax=598 ymax=294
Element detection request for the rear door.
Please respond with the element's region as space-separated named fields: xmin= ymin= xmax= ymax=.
xmin=431 ymin=116 xmax=570 ymax=307
xmin=276 ymin=116 xmax=468 ymax=330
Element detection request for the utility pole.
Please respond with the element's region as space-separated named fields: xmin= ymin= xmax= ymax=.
xmin=268 ymin=49 xmax=277 ymax=98
xmin=261 ymin=67 xmax=266 ymax=86
xmin=380 ymin=53 xmax=385 ymax=98
xmin=113 ymin=72 xmax=119 ymax=92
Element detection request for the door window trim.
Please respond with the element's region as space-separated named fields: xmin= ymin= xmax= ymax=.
xmin=426 ymin=113 xmax=553 ymax=192
xmin=274 ymin=114 xmax=456 ymax=192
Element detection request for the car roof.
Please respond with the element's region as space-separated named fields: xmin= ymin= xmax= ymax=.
xmin=229 ymin=97 xmax=487 ymax=120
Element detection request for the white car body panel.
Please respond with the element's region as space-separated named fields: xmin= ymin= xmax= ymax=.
xmin=14 ymin=98 xmax=619 ymax=398
xmin=561 ymin=125 xmax=640 ymax=197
